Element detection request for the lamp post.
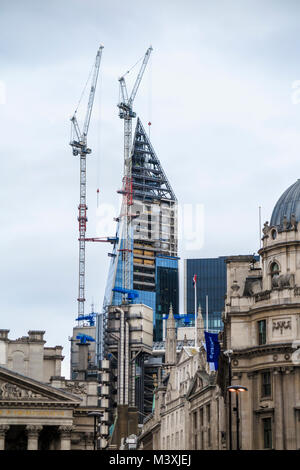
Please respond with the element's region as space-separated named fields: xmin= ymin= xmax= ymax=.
xmin=227 ymin=385 xmax=248 ymax=450
xmin=88 ymin=411 xmax=103 ymax=450
xmin=224 ymin=349 xmax=233 ymax=450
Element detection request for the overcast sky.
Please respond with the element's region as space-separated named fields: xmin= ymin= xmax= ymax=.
xmin=2 ymin=0 xmax=300 ymax=377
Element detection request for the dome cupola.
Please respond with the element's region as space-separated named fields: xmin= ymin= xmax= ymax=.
xmin=270 ymin=179 xmax=300 ymax=229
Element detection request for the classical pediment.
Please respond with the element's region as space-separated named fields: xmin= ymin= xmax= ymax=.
xmin=177 ymin=347 xmax=193 ymax=365
xmin=186 ymin=370 xmax=210 ymax=398
xmin=0 ymin=367 xmax=81 ymax=404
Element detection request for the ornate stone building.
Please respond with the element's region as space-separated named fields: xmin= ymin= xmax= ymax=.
xmin=0 ymin=330 xmax=105 ymax=450
xmin=138 ymin=307 xmax=226 ymax=450
xmin=222 ymin=179 xmax=300 ymax=450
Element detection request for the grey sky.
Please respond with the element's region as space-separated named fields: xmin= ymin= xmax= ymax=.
xmin=2 ymin=0 xmax=300 ymax=377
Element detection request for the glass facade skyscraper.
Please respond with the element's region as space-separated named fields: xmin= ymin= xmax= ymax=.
xmin=184 ymin=257 xmax=227 ymax=332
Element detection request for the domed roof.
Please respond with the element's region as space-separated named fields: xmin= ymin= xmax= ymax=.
xmin=270 ymin=179 xmax=300 ymax=227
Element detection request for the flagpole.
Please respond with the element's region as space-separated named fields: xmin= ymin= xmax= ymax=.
xmin=206 ymin=295 xmax=208 ymax=332
xmin=194 ymin=277 xmax=197 ymax=348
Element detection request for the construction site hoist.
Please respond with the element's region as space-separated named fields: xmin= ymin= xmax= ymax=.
xmin=117 ymin=45 xmax=153 ymax=294
xmin=69 ymin=45 xmax=104 ymax=319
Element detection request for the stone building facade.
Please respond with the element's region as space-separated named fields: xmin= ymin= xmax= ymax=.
xmin=138 ymin=307 xmax=226 ymax=450
xmin=139 ymin=179 xmax=300 ymax=451
xmin=222 ymin=179 xmax=300 ymax=450
xmin=0 ymin=330 xmax=105 ymax=450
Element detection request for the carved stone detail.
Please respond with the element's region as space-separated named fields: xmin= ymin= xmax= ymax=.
xmin=291 ymin=213 xmax=297 ymax=230
xmin=272 ymin=320 xmax=291 ymax=334
xmin=0 ymin=425 xmax=9 ymax=436
xmin=262 ymin=221 xmax=270 ymax=236
xmin=272 ymin=273 xmax=294 ymax=289
xmin=255 ymin=290 xmax=271 ymax=302
xmin=26 ymin=425 xmax=43 ymax=437
xmin=59 ymin=425 xmax=73 ymax=436
xmin=65 ymin=382 xmax=87 ymax=395
xmin=294 ymin=286 xmax=300 ymax=296
xmin=0 ymin=382 xmax=43 ymax=399
xmin=231 ymin=281 xmax=240 ymax=295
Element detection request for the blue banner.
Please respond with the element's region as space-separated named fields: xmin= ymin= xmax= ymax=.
xmin=204 ymin=331 xmax=220 ymax=370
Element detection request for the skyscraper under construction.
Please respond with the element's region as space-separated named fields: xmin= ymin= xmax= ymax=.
xmin=97 ymin=118 xmax=178 ymax=357
xmin=101 ymin=117 xmax=178 ymax=336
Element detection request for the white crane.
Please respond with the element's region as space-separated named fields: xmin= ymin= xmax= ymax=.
xmin=70 ymin=45 xmax=104 ymax=318
xmin=117 ymin=46 xmax=153 ymax=292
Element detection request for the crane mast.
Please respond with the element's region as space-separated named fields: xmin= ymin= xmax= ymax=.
xmin=117 ymin=46 xmax=153 ymax=293
xmin=70 ymin=45 xmax=104 ymax=318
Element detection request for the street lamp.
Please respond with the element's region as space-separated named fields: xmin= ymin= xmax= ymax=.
xmin=227 ymin=385 xmax=248 ymax=450
xmin=224 ymin=349 xmax=233 ymax=450
xmin=88 ymin=412 xmax=103 ymax=450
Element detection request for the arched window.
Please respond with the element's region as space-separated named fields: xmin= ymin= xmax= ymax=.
xmin=270 ymin=262 xmax=280 ymax=278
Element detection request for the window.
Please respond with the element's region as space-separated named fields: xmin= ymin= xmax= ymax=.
xmin=206 ymin=404 xmax=211 ymax=423
xmin=270 ymin=262 xmax=279 ymax=278
xmin=208 ymin=427 xmax=211 ymax=448
xmin=263 ymin=418 xmax=272 ymax=449
xmin=262 ymin=371 xmax=271 ymax=397
xmin=207 ymin=404 xmax=211 ymax=447
xmin=200 ymin=407 xmax=204 ymax=426
xmin=258 ymin=320 xmax=267 ymax=345
xmin=193 ymin=411 xmax=198 ymax=430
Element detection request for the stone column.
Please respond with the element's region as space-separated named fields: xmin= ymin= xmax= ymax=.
xmin=59 ymin=426 xmax=73 ymax=450
xmin=0 ymin=425 xmax=9 ymax=451
xmin=26 ymin=425 xmax=42 ymax=450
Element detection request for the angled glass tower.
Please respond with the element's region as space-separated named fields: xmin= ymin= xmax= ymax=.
xmin=98 ymin=119 xmax=179 ymax=361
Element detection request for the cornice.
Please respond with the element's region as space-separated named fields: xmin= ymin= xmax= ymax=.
xmin=254 ymin=407 xmax=275 ymax=415
xmin=228 ymin=301 xmax=300 ymax=316
xmin=0 ymin=401 xmax=77 ymax=408
xmin=259 ymin=240 xmax=300 ymax=255
xmin=231 ymin=343 xmax=294 ymax=359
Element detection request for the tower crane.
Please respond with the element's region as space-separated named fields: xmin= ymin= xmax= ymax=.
xmin=117 ymin=46 xmax=153 ymax=293
xmin=70 ymin=45 xmax=104 ymax=319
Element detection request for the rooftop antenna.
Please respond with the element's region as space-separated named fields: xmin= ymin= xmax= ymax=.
xmin=259 ymin=206 xmax=262 ymax=249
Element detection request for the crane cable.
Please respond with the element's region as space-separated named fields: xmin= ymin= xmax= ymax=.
xmin=120 ymin=53 xmax=144 ymax=79
xmin=70 ymin=59 xmax=95 ymax=143
xmin=74 ymin=61 xmax=94 ymax=116
xmin=96 ymin=68 xmax=102 ymax=208
xmin=147 ymin=52 xmax=152 ymax=139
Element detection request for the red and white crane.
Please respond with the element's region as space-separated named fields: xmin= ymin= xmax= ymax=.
xmin=70 ymin=45 xmax=104 ymax=318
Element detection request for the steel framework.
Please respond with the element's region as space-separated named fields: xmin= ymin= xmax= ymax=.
xmin=117 ymin=46 xmax=153 ymax=293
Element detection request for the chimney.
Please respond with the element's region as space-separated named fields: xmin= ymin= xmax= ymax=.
xmin=28 ymin=331 xmax=46 ymax=343
xmin=0 ymin=330 xmax=9 ymax=341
